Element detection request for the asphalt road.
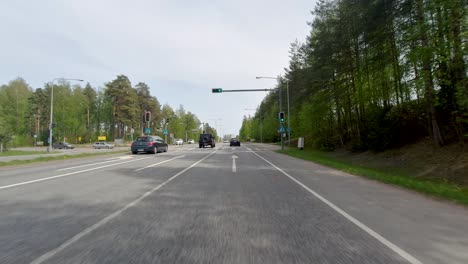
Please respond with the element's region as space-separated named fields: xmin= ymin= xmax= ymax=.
xmin=0 ymin=143 xmax=467 ymax=264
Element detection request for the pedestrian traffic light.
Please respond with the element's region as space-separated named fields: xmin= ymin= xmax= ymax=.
xmin=145 ymin=111 xmax=151 ymax=122
xmin=212 ymin=88 xmax=223 ymax=93
xmin=279 ymin=112 xmax=285 ymax=123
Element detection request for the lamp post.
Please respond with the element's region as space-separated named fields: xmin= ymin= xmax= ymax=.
xmin=47 ymin=78 xmax=83 ymax=152
xmin=256 ymin=76 xmax=290 ymax=150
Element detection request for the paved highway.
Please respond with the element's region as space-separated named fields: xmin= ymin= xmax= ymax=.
xmin=0 ymin=143 xmax=467 ymax=263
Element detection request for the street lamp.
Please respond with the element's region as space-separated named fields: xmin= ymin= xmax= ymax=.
xmin=47 ymin=78 xmax=84 ymax=152
xmin=256 ymin=76 xmax=290 ymax=150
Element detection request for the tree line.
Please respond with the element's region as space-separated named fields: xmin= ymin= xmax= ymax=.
xmin=240 ymin=0 xmax=467 ymax=151
xmin=0 ymin=75 xmax=215 ymax=147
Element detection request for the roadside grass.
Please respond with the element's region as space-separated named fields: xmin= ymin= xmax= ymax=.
xmin=277 ymin=148 xmax=468 ymax=206
xmin=0 ymin=150 xmax=51 ymax=156
xmin=0 ymin=150 xmax=129 ymax=167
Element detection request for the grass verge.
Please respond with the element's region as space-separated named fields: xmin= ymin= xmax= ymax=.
xmin=277 ymin=148 xmax=468 ymax=206
xmin=0 ymin=150 xmax=129 ymax=167
xmin=0 ymin=150 xmax=51 ymax=156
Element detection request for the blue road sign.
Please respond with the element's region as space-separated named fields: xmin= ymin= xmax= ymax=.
xmin=144 ymin=127 xmax=152 ymax=134
xmin=279 ymin=126 xmax=286 ymax=133
xmin=163 ymin=129 xmax=169 ymax=135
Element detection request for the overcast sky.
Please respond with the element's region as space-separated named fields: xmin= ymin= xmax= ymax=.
xmin=0 ymin=0 xmax=315 ymax=136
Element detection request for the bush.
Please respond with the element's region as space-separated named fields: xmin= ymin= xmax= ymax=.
xmin=361 ymin=101 xmax=428 ymax=151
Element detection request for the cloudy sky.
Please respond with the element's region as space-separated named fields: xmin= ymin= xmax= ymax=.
xmin=0 ymin=0 xmax=315 ymax=136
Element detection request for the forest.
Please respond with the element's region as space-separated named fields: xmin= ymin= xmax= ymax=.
xmin=0 ymin=75 xmax=216 ymax=147
xmin=240 ymin=0 xmax=467 ymax=152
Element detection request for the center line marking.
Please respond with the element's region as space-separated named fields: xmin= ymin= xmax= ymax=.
xmin=30 ymin=150 xmax=217 ymax=264
xmin=57 ymin=157 xmax=132 ymax=171
xmin=0 ymin=157 xmax=152 ymax=191
xmin=134 ymin=155 xmax=185 ymax=171
xmin=251 ymin=151 xmax=423 ymax=264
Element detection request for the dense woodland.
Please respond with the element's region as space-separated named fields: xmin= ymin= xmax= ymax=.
xmin=0 ymin=75 xmax=217 ymax=147
xmin=240 ymin=0 xmax=467 ymax=151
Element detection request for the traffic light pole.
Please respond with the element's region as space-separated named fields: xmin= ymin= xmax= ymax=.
xmin=279 ymin=86 xmax=284 ymax=151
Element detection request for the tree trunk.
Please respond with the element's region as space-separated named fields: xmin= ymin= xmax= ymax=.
xmin=417 ymin=0 xmax=443 ymax=147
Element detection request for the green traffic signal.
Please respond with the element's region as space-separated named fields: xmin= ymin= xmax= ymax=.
xmin=212 ymin=88 xmax=223 ymax=93
xmin=279 ymin=112 xmax=285 ymax=123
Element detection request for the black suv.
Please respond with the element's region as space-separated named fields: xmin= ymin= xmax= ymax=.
xmin=199 ymin=133 xmax=215 ymax=148
xmin=230 ymin=138 xmax=240 ymax=147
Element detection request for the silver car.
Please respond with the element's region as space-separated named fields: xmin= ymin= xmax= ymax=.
xmin=93 ymin=142 xmax=114 ymax=149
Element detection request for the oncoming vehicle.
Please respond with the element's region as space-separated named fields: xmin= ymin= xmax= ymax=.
xmin=199 ymin=133 xmax=215 ymax=148
xmin=187 ymin=139 xmax=195 ymax=144
xmin=230 ymin=138 xmax=241 ymax=147
xmin=174 ymin=139 xmax=184 ymax=145
xmin=93 ymin=142 xmax=114 ymax=149
xmin=131 ymin=136 xmax=168 ymax=154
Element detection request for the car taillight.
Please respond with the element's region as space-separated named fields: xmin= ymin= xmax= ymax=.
xmin=148 ymin=142 xmax=153 ymax=146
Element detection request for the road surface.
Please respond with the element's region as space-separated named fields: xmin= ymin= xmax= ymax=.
xmin=0 ymin=143 xmax=467 ymax=263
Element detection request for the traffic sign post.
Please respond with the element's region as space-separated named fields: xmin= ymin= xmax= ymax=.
xmin=144 ymin=127 xmax=152 ymax=134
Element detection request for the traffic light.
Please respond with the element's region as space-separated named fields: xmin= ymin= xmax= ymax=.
xmin=279 ymin=112 xmax=285 ymax=123
xmin=212 ymin=88 xmax=223 ymax=93
xmin=145 ymin=111 xmax=151 ymax=122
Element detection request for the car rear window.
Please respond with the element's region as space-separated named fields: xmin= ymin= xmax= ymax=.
xmin=136 ymin=137 xmax=152 ymax=142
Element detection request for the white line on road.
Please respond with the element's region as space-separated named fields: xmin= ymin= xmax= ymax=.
xmin=105 ymin=156 xmax=132 ymax=161
xmin=57 ymin=156 xmax=133 ymax=171
xmin=232 ymin=155 xmax=238 ymax=172
xmin=30 ymin=150 xmax=217 ymax=264
xmin=251 ymin=151 xmax=423 ymax=264
xmin=0 ymin=157 xmax=152 ymax=191
xmin=134 ymin=155 xmax=185 ymax=171
xmin=246 ymin=147 xmax=252 ymax=151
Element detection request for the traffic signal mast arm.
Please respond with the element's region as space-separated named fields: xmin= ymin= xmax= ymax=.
xmin=212 ymin=88 xmax=277 ymax=93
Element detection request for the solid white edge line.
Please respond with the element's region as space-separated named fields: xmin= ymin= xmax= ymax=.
xmin=251 ymin=151 xmax=423 ymax=264
xmin=0 ymin=157 xmax=152 ymax=191
xmin=30 ymin=150 xmax=217 ymax=264
xmin=134 ymin=155 xmax=185 ymax=171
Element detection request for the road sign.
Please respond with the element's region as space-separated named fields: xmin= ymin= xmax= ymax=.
xmin=144 ymin=127 xmax=152 ymax=134
xmin=98 ymin=136 xmax=106 ymax=141
xmin=279 ymin=126 xmax=286 ymax=133
xmin=163 ymin=129 xmax=169 ymax=135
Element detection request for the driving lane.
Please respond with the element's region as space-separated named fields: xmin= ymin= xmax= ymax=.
xmin=1 ymin=143 xmax=468 ymax=263
xmin=30 ymin=145 xmax=409 ymax=264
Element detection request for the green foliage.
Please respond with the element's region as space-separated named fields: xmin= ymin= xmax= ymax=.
xmin=0 ymin=76 xmax=203 ymax=146
xmin=247 ymin=0 xmax=467 ymax=151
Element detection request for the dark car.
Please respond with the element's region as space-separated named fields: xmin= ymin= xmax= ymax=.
xmin=199 ymin=133 xmax=215 ymax=148
xmin=131 ymin=135 xmax=168 ymax=154
xmin=52 ymin=142 xmax=75 ymax=149
xmin=230 ymin=138 xmax=241 ymax=147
